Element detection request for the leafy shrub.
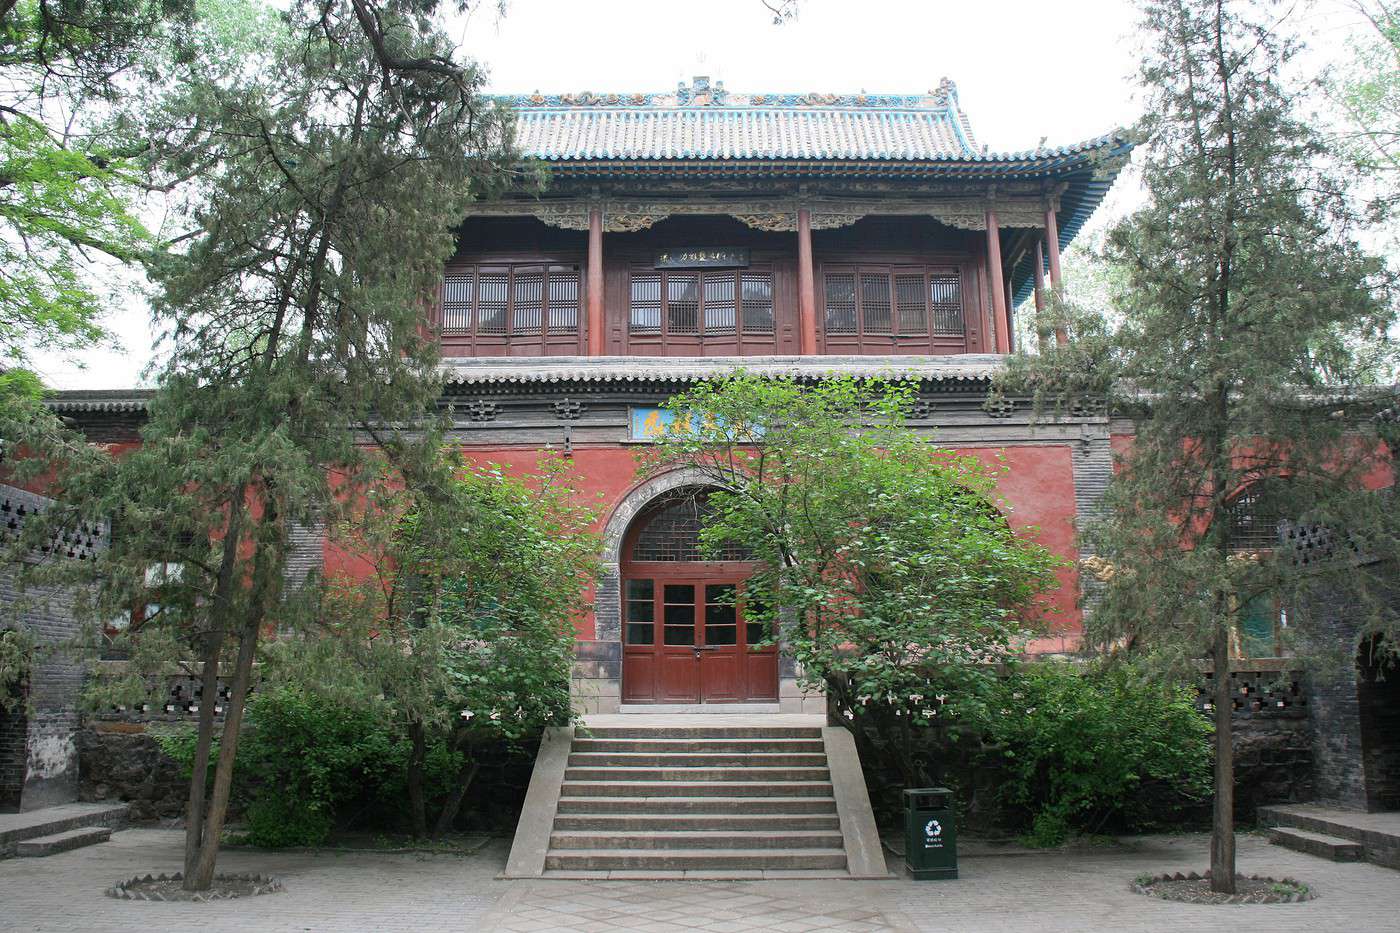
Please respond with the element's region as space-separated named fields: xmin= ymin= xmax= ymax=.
xmin=971 ymin=662 xmax=1212 ymax=843
xmin=844 ymin=661 xmax=1213 ymax=841
xmin=159 ymin=683 xmax=461 ymax=847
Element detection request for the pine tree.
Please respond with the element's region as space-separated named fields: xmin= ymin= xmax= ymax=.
xmin=4 ymin=0 xmax=516 ymax=890
xmin=1003 ymin=0 xmax=1398 ymax=893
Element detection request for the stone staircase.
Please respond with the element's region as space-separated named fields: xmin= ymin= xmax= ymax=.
xmin=0 ymin=802 xmax=128 ymax=859
xmin=1262 ymin=803 xmax=1400 ymax=870
xmin=506 ymin=718 xmax=886 ymax=879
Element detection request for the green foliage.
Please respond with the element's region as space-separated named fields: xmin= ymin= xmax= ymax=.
xmin=2 ymin=0 xmax=520 ymax=887
xmin=969 ymin=662 xmax=1211 ymax=844
xmin=1001 ymin=0 xmax=1400 ymax=675
xmin=158 ymin=684 xmax=462 ymax=847
xmin=277 ymin=449 xmax=599 ymax=836
xmin=997 ymin=0 xmax=1399 ymax=889
xmin=0 ymin=0 xmax=190 ymax=397
xmin=642 ymin=374 xmax=1064 ymax=787
xmin=1326 ymin=2 xmax=1400 ymax=219
xmin=0 ymin=628 xmax=33 ymax=712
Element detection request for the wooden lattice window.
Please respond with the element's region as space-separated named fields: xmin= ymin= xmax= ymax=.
xmin=1226 ymin=485 xmax=1288 ymax=552
xmin=631 ymin=495 xmax=749 ymax=562
xmin=440 ymin=264 xmax=581 ymax=338
xmin=823 ymin=266 xmax=964 ymax=339
xmin=629 ymin=268 xmax=775 ymax=339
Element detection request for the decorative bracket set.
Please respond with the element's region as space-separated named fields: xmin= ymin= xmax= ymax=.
xmin=481 ymin=197 xmax=1058 ymax=234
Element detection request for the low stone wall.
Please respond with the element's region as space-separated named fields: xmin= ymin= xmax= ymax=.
xmin=1202 ymin=665 xmax=1313 ymax=817
xmin=77 ymin=724 xmax=187 ymax=823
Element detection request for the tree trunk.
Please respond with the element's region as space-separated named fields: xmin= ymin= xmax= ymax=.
xmin=185 ymin=494 xmax=278 ymax=892
xmin=183 ymin=487 xmax=247 ymax=880
xmin=406 ymin=721 xmax=428 ymax=839
xmin=184 ymin=615 xmax=261 ymax=890
xmin=182 ymin=645 xmax=221 ymax=878
xmin=1210 ymin=624 xmax=1236 ymax=894
xmin=432 ymin=758 xmax=480 ymax=838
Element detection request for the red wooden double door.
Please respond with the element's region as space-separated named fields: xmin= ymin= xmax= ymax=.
xmin=620 ymin=492 xmax=778 ymax=704
xmin=620 ymin=573 xmax=778 ymax=703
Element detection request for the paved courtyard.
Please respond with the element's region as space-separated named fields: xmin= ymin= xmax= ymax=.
xmin=1 ymin=828 xmax=1398 ymax=932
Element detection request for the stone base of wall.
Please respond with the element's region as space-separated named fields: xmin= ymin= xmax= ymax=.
xmin=569 ymin=676 xmax=822 ymax=714
xmin=1232 ymin=714 xmax=1314 ymax=817
xmin=778 ymin=677 xmax=826 ymax=715
xmin=77 ymin=724 xmax=187 ymax=823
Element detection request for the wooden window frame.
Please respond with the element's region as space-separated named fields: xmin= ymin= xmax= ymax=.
xmin=627 ymin=266 xmax=777 ymax=348
xmin=819 ymin=263 xmax=968 ymax=353
xmin=439 ymin=262 xmax=583 ymax=354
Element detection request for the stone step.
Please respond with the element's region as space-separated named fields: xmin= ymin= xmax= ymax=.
xmin=544 ymin=847 xmax=848 ymax=872
xmin=561 ymin=781 xmax=835 ymax=798
xmin=584 ymin=727 xmax=823 ymax=740
xmin=556 ymin=795 xmax=838 ymax=814
xmin=553 ymin=813 xmax=842 ymax=832
xmin=550 ymin=829 xmax=845 ymax=850
xmin=565 ymin=766 xmax=832 ymax=783
xmin=568 ymin=752 xmax=829 ymax=768
xmin=539 ymin=868 xmax=853 ymax=880
xmin=572 ymin=738 xmax=826 ymax=754
xmin=1269 ymin=827 xmax=1367 ymax=862
xmin=0 ymin=803 xmax=129 ymax=849
xmin=1259 ymin=805 xmax=1400 ymax=849
xmin=15 ymin=826 xmax=112 ymax=858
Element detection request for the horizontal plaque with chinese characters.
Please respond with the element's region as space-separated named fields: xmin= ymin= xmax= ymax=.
xmin=654 ymin=248 xmax=750 ymax=269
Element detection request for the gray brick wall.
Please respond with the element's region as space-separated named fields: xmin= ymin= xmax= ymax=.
xmin=1 ymin=483 xmax=102 ymax=811
xmin=1071 ymin=422 xmax=1113 ymax=616
xmin=0 ymin=688 xmax=24 ymax=811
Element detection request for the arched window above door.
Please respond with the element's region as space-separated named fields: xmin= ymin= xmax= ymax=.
xmin=1226 ymin=484 xmax=1289 ymax=552
xmin=629 ymin=493 xmax=749 ymax=562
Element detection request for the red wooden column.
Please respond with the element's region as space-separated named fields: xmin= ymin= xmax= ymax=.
xmin=1033 ymin=239 xmax=1050 ymax=351
xmin=587 ymin=206 xmax=604 ymax=355
xmin=1033 ymin=239 xmax=1046 ymax=314
xmin=1044 ymin=205 xmax=1066 ymax=345
xmin=796 ymin=207 xmax=817 ymax=355
xmin=985 ymin=207 xmax=1010 ymax=354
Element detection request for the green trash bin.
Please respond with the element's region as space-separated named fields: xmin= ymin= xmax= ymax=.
xmin=904 ymin=787 xmax=958 ymax=879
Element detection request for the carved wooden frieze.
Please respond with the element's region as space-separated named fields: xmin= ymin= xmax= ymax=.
xmin=533 ymin=204 xmax=591 ymax=230
xmin=732 ymin=212 xmax=798 ymax=232
xmin=460 ymin=197 xmax=1055 ymax=233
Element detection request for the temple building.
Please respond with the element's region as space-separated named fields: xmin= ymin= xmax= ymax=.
xmin=48 ymin=76 xmax=1137 ymax=717
xmin=413 ymin=76 xmax=1132 ymax=712
xmin=25 ymin=76 xmax=1399 ymax=880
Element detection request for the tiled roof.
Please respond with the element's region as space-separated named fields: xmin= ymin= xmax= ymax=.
xmin=442 ymin=355 xmax=1002 ymax=387
xmin=504 ymin=77 xmax=995 ymax=163
xmin=46 ymin=390 xmax=154 ymax=413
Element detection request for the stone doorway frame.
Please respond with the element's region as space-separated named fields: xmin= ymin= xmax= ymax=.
xmin=571 ymin=468 xmax=822 ymax=715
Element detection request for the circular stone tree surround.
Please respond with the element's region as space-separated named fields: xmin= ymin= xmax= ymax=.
xmin=106 ymin=872 xmax=284 ymax=902
xmin=1131 ymin=871 xmax=1314 ymax=904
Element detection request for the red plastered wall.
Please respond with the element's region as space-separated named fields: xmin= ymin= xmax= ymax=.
xmin=322 ymin=443 xmax=1087 ymax=648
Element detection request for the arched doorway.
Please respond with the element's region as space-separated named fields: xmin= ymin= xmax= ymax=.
xmin=1358 ymin=635 xmax=1400 ymax=811
xmin=619 ymin=490 xmax=778 ymax=704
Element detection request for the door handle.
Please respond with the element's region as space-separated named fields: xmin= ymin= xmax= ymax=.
xmin=692 ymin=646 xmax=719 ymax=654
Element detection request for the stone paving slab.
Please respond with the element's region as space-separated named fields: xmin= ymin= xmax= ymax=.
xmin=1 ymin=827 xmax=1399 ymax=932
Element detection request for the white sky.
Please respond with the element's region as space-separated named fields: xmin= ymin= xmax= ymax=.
xmin=34 ymin=0 xmax=1376 ymax=390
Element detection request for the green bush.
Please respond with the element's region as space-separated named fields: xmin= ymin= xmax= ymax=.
xmin=159 ymin=683 xmax=461 ymax=847
xmin=971 ymin=662 xmax=1212 ymax=843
